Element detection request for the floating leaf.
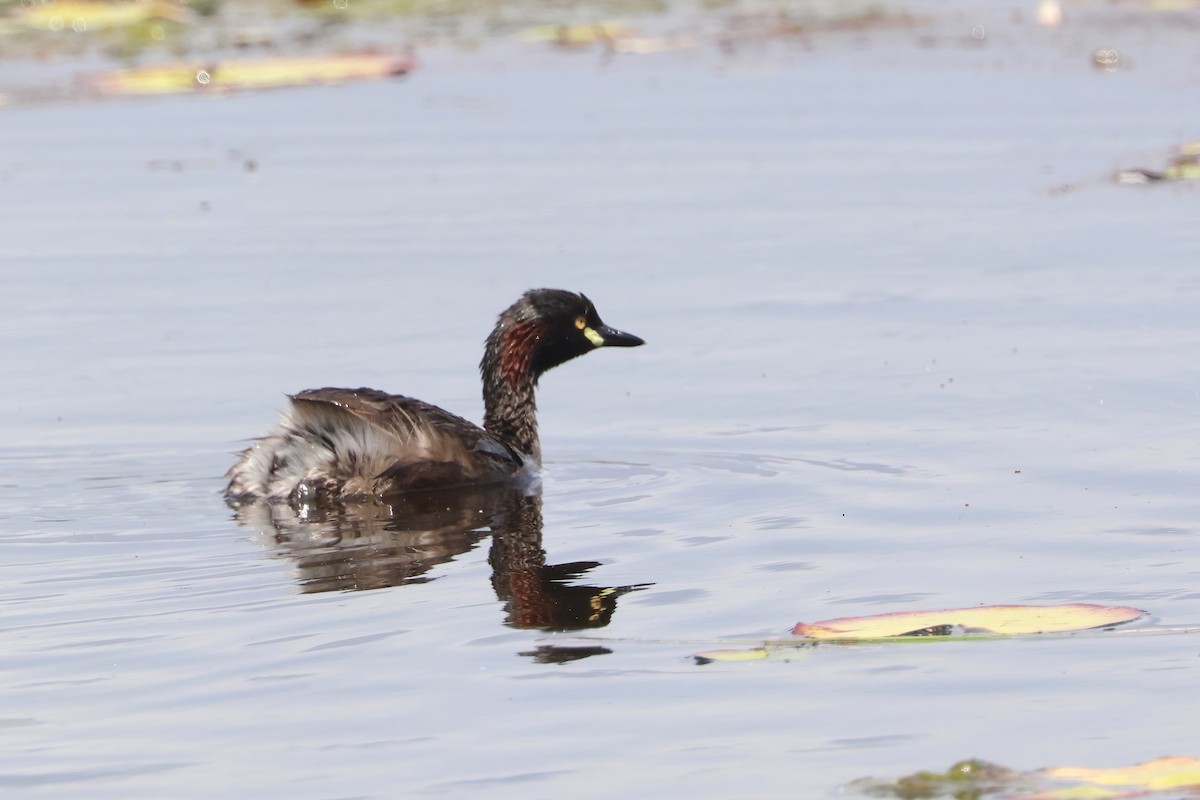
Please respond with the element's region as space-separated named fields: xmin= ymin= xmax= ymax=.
xmin=693 ymin=648 xmax=769 ymax=664
xmin=851 ymin=759 xmax=1026 ymax=799
xmin=1034 ymin=756 xmax=1200 ymax=797
xmin=793 ymin=603 xmax=1147 ymax=641
xmin=1116 ymin=141 xmax=1200 ymax=184
xmin=90 ymin=54 xmax=414 ymax=96
xmin=13 ymin=0 xmax=192 ymax=32
xmin=1162 ymin=161 xmax=1200 ymax=181
xmin=853 ymin=756 xmax=1200 ymax=799
xmin=520 ymin=22 xmax=632 ymax=46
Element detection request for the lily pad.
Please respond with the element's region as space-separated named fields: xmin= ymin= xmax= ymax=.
xmin=851 ymin=758 xmax=1023 ymax=799
xmin=12 ymin=0 xmax=192 ymax=32
xmin=1033 ymin=756 xmax=1200 ymax=798
xmin=792 ymin=603 xmax=1147 ymax=641
xmin=520 ymin=21 xmax=632 ymax=46
xmin=692 ymin=647 xmax=770 ymax=664
xmin=854 ymin=756 xmax=1200 ymax=799
xmin=1115 ymin=141 xmax=1200 ymax=184
xmin=90 ymin=53 xmax=414 ymax=96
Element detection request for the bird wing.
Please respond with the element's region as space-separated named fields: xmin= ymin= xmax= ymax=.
xmin=287 ymin=387 xmax=523 ymax=491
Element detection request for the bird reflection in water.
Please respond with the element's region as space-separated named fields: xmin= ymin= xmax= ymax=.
xmin=231 ymin=485 xmax=648 ymax=647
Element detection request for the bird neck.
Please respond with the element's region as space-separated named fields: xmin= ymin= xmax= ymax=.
xmin=481 ymin=319 xmax=545 ymax=462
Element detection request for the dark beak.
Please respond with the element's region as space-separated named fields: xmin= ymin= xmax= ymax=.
xmin=594 ymin=324 xmax=644 ymax=348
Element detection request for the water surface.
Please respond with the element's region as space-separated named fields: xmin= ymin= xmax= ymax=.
xmin=4 ymin=10 xmax=1200 ymax=798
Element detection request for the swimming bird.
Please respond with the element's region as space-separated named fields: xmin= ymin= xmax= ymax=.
xmin=225 ymin=289 xmax=643 ymax=504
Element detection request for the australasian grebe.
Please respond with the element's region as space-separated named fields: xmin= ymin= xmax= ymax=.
xmin=225 ymin=289 xmax=644 ymax=504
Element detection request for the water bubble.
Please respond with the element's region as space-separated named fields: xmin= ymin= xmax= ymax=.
xmin=970 ymin=24 xmax=985 ymax=40
xmin=151 ymin=24 xmax=164 ymax=41
xmin=48 ymin=15 xmax=64 ymax=31
xmin=72 ymin=17 xmax=86 ymax=32
xmin=332 ymin=0 xmax=349 ymax=9
xmin=196 ymin=70 xmax=211 ymax=85
xmin=1093 ymin=48 xmax=1119 ymax=71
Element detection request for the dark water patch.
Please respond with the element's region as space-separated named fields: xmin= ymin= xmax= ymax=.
xmin=636 ymin=589 xmax=709 ymax=606
xmin=0 ymin=718 xmax=40 ymax=729
xmin=317 ymin=737 xmax=435 ymax=750
xmin=42 ymin=635 xmax=168 ymax=651
xmin=800 ymin=457 xmax=911 ymax=475
xmin=824 ymin=734 xmax=923 ymax=751
xmin=750 ymin=514 xmax=809 ymax=530
xmin=679 ymin=536 xmax=731 ymax=547
xmin=423 ymin=769 xmax=576 ymax=793
xmin=304 ymin=629 xmax=410 ymax=652
xmin=858 ymin=664 xmax=920 ymax=675
xmin=244 ymin=633 xmax=321 ymax=647
xmin=612 ymin=527 xmax=664 ymax=537
xmin=14 ymin=678 xmax=106 ymax=689
xmin=245 ymin=673 xmax=311 ymax=683
xmin=829 ymin=593 xmax=939 ymax=606
xmin=0 ymin=763 xmax=192 ymax=788
xmin=1110 ymin=525 xmax=1196 ymax=537
xmin=752 ymin=561 xmax=817 ymax=573
xmin=587 ymin=494 xmax=650 ymax=507
xmin=1030 ymin=590 xmax=1175 ymax=604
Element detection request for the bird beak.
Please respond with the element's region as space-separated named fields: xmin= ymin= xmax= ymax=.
xmin=586 ymin=323 xmax=645 ymax=348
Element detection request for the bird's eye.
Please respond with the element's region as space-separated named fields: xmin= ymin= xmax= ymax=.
xmin=574 ymin=316 xmax=587 ymax=330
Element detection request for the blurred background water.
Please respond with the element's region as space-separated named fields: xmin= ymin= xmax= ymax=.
xmin=3 ymin=1 xmax=1200 ymax=797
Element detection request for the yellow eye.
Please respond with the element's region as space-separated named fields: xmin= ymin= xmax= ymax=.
xmin=574 ymin=316 xmax=587 ymax=330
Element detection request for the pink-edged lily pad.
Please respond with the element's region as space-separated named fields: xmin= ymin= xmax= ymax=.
xmin=1030 ymin=755 xmax=1200 ymax=798
xmin=792 ymin=603 xmax=1147 ymax=640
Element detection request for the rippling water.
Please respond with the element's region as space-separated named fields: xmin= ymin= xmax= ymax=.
xmin=4 ymin=13 xmax=1200 ymax=798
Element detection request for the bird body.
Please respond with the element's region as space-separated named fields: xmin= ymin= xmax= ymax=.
xmin=226 ymin=289 xmax=642 ymax=504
